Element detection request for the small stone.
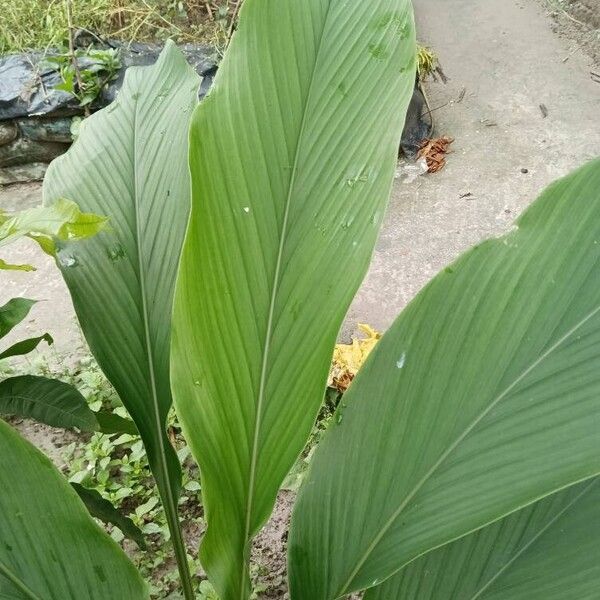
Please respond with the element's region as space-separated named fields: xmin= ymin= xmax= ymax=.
xmin=0 ymin=122 xmax=18 ymax=146
xmin=521 ymin=167 xmax=529 ymax=174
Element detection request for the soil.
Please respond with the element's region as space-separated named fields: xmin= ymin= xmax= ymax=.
xmin=543 ymin=0 xmax=600 ymax=66
xmin=1 ymin=0 xmax=599 ymax=597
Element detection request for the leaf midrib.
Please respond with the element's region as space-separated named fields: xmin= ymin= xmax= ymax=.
xmin=131 ymin=90 xmax=177 ymax=516
xmin=469 ymin=478 xmax=597 ymax=600
xmin=0 ymin=561 xmax=43 ymax=600
xmin=242 ymin=2 xmax=335 ymax=594
xmin=337 ymin=303 xmax=600 ymax=596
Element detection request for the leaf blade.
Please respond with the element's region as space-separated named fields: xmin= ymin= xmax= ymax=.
xmin=0 ymin=375 xmax=97 ymax=431
xmin=0 ymin=259 xmax=36 ymax=272
xmin=289 ymin=158 xmax=600 ymax=598
xmin=42 ymin=42 xmax=200 ymax=594
xmin=0 ymin=419 xmax=148 ymax=599
xmin=172 ymin=1 xmax=416 ymax=597
xmin=95 ymin=410 xmax=139 ymax=435
xmin=71 ymin=483 xmax=146 ymax=549
xmin=365 ymin=478 xmax=600 ymax=600
xmin=0 ymin=298 xmax=35 ymax=339
xmin=0 ymin=333 xmax=53 ymax=360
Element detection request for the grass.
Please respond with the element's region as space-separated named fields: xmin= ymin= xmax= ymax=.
xmin=0 ymin=0 xmax=241 ymax=56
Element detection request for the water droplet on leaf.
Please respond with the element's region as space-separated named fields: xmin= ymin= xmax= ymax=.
xmin=396 ymin=352 xmax=406 ymax=369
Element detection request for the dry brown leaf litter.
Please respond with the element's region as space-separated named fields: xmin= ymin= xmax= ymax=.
xmin=417 ymin=135 xmax=454 ymax=172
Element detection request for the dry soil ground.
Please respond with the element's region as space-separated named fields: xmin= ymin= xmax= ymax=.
xmin=1 ymin=0 xmax=599 ymax=597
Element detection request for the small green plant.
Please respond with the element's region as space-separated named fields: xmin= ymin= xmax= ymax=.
xmin=44 ymin=47 xmax=121 ymax=107
xmin=416 ymin=44 xmax=437 ymax=78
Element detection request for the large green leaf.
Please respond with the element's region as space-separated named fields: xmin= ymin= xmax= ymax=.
xmin=0 ymin=419 xmax=148 ymax=599
xmin=288 ymin=158 xmax=600 ymax=599
xmin=43 ymin=41 xmax=200 ymax=595
xmin=365 ymin=478 xmax=600 ymax=600
xmin=0 ymin=374 xmax=137 ymax=434
xmin=0 ymin=198 xmax=108 ymax=255
xmin=170 ymin=0 xmax=416 ymax=597
xmin=0 ymin=375 xmax=97 ymax=430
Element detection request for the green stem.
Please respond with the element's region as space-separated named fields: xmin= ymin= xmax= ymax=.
xmin=160 ymin=482 xmax=195 ymax=599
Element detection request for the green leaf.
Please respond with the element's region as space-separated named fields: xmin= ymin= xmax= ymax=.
xmin=170 ymin=1 xmax=416 ymax=597
xmin=71 ymin=483 xmax=146 ymax=550
xmin=0 ymin=198 xmax=108 ymax=253
xmin=0 ymin=333 xmax=53 ymax=360
xmin=43 ymin=41 xmax=200 ymax=597
xmin=288 ymin=158 xmax=600 ymax=599
xmin=0 ymin=375 xmax=97 ymax=431
xmin=0 ymin=258 xmax=35 ymax=271
xmin=365 ymin=478 xmax=600 ymax=600
xmin=0 ymin=419 xmax=148 ymax=599
xmin=0 ymin=298 xmax=35 ymax=339
xmin=95 ymin=410 xmax=138 ymax=435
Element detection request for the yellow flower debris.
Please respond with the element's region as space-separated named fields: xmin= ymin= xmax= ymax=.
xmin=328 ymin=324 xmax=381 ymax=393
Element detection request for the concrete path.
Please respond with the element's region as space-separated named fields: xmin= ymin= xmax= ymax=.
xmin=344 ymin=0 xmax=600 ymax=336
xmin=1 ymin=0 xmax=599 ymax=359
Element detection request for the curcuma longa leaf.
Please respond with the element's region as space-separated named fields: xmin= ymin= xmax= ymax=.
xmin=0 ymin=419 xmax=148 ymax=599
xmin=42 ymin=41 xmax=200 ymax=593
xmin=0 ymin=375 xmax=97 ymax=431
xmin=288 ymin=158 xmax=600 ymax=599
xmin=170 ymin=0 xmax=416 ymax=598
xmin=365 ymin=477 xmax=600 ymax=600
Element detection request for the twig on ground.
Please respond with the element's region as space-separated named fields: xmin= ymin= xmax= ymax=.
xmin=562 ymin=44 xmax=582 ymax=62
xmin=559 ymin=7 xmax=589 ymax=28
xmin=422 ymin=88 xmax=468 ymax=117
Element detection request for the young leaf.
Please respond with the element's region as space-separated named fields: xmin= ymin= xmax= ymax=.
xmin=43 ymin=41 xmax=201 ymax=597
xmin=0 ymin=258 xmax=35 ymax=271
xmin=0 ymin=198 xmax=108 ymax=253
xmin=0 ymin=298 xmax=36 ymax=339
xmin=0 ymin=419 xmax=148 ymax=599
xmin=288 ymin=158 xmax=600 ymax=599
xmin=0 ymin=375 xmax=97 ymax=431
xmin=71 ymin=483 xmax=146 ymax=549
xmin=170 ymin=0 xmax=416 ymax=597
xmin=0 ymin=333 xmax=53 ymax=360
xmin=365 ymin=478 xmax=600 ymax=600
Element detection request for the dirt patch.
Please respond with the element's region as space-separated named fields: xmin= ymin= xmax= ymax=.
xmin=252 ymin=491 xmax=295 ymax=598
xmin=542 ymin=0 xmax=600 ymax=66
xmin=10 ymin=417 xmax=81 ymax=467
xmin=567 ymin=0 xmax=600 ymax=29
